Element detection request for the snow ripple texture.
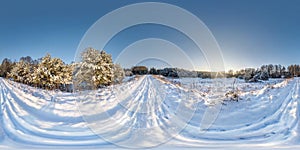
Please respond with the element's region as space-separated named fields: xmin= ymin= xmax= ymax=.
xmin=0 ymin=76 xmax=299 ymax=149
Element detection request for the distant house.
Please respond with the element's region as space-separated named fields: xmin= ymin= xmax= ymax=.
xmin=132 ymin=66 xmax=148 ymax=75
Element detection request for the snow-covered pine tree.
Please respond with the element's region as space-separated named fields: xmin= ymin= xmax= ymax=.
xmin=62 ymin=64 xmax=72 ymax=85
xmin=73 ymin=48 xmax=113 ymax=91
xmin=8 ymin=62 xmax=21 ymax=82
xmin=113 ymin=64 xmax=125 ymax=84
xmin=73 ymin=48 xmax=100 ymax=90
xmin=97 ymin=50 xmax=113 ymax=86
xmin=8 ymin=60 xmax=32 ymax=84
xmin=49 ymin=57 xmax=65 ymax=89
xmin=0 ymin=58 xmax=13 ymax=78
xmin=33 ymin=54 xmax=52 ymax=89
xmin=23 ymin=62 xmax=33 ymax=85
xmin=33 ymin=54 xmax=71 ymax=90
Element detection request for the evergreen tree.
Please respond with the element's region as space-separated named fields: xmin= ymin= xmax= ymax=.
xmin=0 ymin=58 xmax=13 ymax=78
xmin=97 ymin=50 xmax=113 ymax=86
xmin=8 ymin=62 xmax=21 ymax=82
xmin=227 ymin=70 xmax=234 ymax=78
xmin=244 ymin=68 xmax=256 ymax=81
xmin=49 ymin=57 xmax=65 ymax=89
xmin=149 ymin=67 xmax=158 ymax=75
xmin=20 ymin=56 xmax=33 ymax=64
xmin=73 ymin=48 xmax=113 ymax=90
xmin=33 ymin=54 xmax=53 ymax=89
xmin=113 ymin=64 xmax=125 ymax=84
xmin=8 ymin=60 xmax=32 ymax=84
xmin=62 ymin=64 xmax=73 ymax=85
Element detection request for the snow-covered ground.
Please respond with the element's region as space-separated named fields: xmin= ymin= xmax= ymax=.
xmin=0 ymin=76 xmax=299 ymax=149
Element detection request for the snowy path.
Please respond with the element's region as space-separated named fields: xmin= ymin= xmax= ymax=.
xmin=0 ymin=76 xmax=300 ymax=149
xmin=76 ymin=75 xmax=203 ymax=148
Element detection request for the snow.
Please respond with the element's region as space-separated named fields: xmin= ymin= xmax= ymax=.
xmin=0 ymin=76 xmax=299 ymax=149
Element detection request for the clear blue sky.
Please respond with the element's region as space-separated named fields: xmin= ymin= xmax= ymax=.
xmin=0 ymin=0 xmax=300 ymax=71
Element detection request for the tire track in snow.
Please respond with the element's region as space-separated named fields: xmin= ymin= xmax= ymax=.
xmin=0 ymin=78 xmax=107 ymax=147
xmin=172 ymin=78 xmax=300 ymax=146
xmin=78 ymin=75 xmax=200 ymax=148
xmin=0 ymin=79 xmax=5 ymax=142
xmin=291 ymin=78 xmax=300 ymax=143
xmin=1 ymin=77 xmax=300 ymax=148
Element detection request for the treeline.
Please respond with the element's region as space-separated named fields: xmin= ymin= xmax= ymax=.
xmin=0 ymin=48 xmax=125 ymax=91
xmin=125 ymin=67 xmax=200 ymax=78
xmin=126 ymin=66 xmax=223 ymax=78
xmin=228 ymin=64 xmax=299 ymax=82
xmin=1 ymin=55 xmax=73 ymax=91
xmin=1 ymin=50 xmax=299 ymax=90
xmin=126 ymin=64 xmax=300 ymax=82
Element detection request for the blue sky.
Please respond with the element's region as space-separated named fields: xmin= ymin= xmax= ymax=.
xmin=0 ymin=0 xmax=300 ymax=71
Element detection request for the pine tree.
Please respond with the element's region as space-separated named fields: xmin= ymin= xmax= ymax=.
xmin=96 ymin=50 xmax=113 ymax=86
xmin=73 ymin=48 xmax=113 ymax=90
xmin=62 ymin=64 xmax=72 ymax=85
xmin=73 ymin=61 xmax=94 ymax=90
xmin=32 ymin=54 xmax=71 ymax=90
xmin=113 ymin=64 xmax=125 ymax=84
xmin=8 ymin=63 xmax=20 ymax=82
xmin=149 ymin=67 xmax=157 ymax=75
xmin=49 ymin=57 xmax=65 ymax=89
xmin=33 ymin=54 xmax=52 ymax=89
xmin=73 ymin=48 xmax=100 ymax=90
xmin=8 ymin=60 xmax=32 ymax=84
xmin=0 ymin=58 xmax=13 ymax=78
xmin=23 ymin=62 xmax=33 ymax=85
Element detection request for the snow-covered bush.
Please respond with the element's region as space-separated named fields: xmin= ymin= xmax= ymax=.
xmin=225 ymin=91 xmax=239 ymax=101
xmin=225 ymin=79 xmax=239 ymax=101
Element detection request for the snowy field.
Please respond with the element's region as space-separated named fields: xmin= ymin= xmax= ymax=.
xmin=0 ymin=76 xmax=299 ymax=149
